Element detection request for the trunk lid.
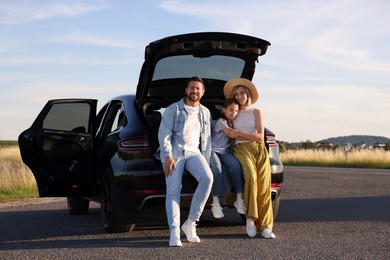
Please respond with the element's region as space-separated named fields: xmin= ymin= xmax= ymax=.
xmin=135 ymin=32 xmax=271 ymax=110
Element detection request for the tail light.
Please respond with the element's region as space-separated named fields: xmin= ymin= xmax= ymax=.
xmin=126 ymin=189 xmax=160 ymax=195
xmin=271 ymin=183 xmax=283 ymax=188
xmin=118 ymin=135 xmax=151 ymax=151
xmin=266 ymin=130 xmax=278 ymax=147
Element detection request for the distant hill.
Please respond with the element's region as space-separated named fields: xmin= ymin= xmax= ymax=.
xmin=0 ymin=140 xmax=18 ymax=147
xmin=319 ymin=135 xmax=390 ymax=145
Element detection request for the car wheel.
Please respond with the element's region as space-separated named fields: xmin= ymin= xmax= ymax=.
xmin=100 ymin=168 xmax=137 ymax=233
xmin=67 ymin=197 xmax=89 ymax=215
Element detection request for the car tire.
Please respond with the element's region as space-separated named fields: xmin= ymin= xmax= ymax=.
xmin=100 ymin=168 xmax=137 ymax=233
xmin=67 ymin=197 xmax=89 ymax=215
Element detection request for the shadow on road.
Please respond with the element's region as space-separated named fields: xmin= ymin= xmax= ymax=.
xmin=277 ymin=195 xmax=390 ymax=222
xmin=0 ymin=205 xmax=244 ymax=251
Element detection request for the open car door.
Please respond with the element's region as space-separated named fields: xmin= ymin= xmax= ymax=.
xmin=19 ymin=99 xmax=97 ymax=197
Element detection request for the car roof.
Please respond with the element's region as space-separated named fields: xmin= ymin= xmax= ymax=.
xmin=135 ymin=32 xmax=271 ymax=109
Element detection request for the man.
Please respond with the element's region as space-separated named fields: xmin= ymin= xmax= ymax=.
xmin=158 ymin=76 xmax=213 ymax=247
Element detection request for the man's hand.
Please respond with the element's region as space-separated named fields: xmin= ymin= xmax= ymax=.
xmin=163 ymin=156 xmax=176 ymax=176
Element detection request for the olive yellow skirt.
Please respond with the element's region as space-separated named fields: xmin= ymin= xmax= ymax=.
xmin=234 ymin=141 xmax=273 ymax=230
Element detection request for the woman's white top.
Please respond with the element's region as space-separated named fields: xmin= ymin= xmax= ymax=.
xmin=233 ymin=107 xmax=256 ymax=144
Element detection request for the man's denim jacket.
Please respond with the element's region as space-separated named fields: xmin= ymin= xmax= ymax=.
xmin=158 ymin=98 xmax=212 ymax=164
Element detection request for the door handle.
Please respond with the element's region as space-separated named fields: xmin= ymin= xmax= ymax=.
xmin=74 ymin=136 xmax=86 ymax=142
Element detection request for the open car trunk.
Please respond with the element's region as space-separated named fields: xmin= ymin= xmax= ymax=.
xmin=135 ymin=32 xmax=271 ymax=154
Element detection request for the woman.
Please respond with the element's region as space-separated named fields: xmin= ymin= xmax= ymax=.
xmin=223 ymin=78 xmax=275 ymax=239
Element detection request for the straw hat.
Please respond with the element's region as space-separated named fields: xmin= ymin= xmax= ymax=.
xmin=223 ymin=78 xmax=258 ymax=104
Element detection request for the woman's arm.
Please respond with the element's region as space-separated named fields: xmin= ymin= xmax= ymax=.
xmin=224 ymin=108 xmax=265 ymax=143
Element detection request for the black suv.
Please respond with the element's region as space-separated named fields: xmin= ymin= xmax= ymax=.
xmin=19 ymin=32 xmax=284 ymax=233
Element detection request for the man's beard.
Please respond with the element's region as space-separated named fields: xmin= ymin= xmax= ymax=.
xmin=187 ymin=93 xmax=200 ymax=102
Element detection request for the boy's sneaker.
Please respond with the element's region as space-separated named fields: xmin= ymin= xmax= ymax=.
xmin=261 ymin=228 xmax=276 ymax=239
xmin=169 ymin=230 xmax=182 ymax=247
xmin=211 ymin=204 xmax=224 ymax=218
xmin=181 ymin=220 xmax=200 ymax=243
xmin=246 ymin=219 xmax=257 ymax=238
xmin=234 ymin=199 xmax=246 ymax=214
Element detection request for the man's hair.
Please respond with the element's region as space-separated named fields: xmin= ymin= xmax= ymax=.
xmin=186 ymin=76 xmax=204 ymax=89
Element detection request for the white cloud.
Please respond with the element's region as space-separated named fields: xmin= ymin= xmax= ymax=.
xmin=160 ymin=1 xmax=227 ymax=17
xmin=47 ymin=31 xmax=144 ymax=49
xmin=0 ymin=53 xmax=138 ymax=67
xmin=9 ymin=84 xmax=114 ymax=103
xmin=0 ymin=40 xmax=24 ymax=52
xmin=0 ymin=0 xmax=109 ymax=24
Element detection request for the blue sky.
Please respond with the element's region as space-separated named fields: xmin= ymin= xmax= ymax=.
xmin=1 ymin=0 xmax=389 ymax=142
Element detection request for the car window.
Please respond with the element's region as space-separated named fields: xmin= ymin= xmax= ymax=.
xmin=152 ymin=55 xmax=244 ymax=81
xmin=97 ymin=101 xmax=125 ymax=135
xmin=43 ymin=103 xmax=90 ymax=133
xmin=111 ymin=108 xmax=125 ymax=133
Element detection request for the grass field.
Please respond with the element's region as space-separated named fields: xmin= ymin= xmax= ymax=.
xmin=280 ymin=148 xmax=390 ymax=169
xmin=0 ymin=145 xmax=38 ymax=202
xmin=1 ymin=144 xmax=389 ymax=203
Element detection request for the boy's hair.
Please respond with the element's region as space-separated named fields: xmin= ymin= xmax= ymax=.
xmin=221 ymin=98 xmax=239 ymax=120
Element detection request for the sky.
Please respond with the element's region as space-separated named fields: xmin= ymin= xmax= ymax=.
xmin=1 ymin=0 xmax=389 ymax=142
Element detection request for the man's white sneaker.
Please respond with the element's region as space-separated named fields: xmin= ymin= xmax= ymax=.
xmin=234 ymin=199 xmax=246 ymax=214
xmin=181 ymin=220 xmax=200 ymax=243
xmin=211 ymin=204 xmax=224 ymax=218
xmin=169 ymin=230 xmax=182 ymax=247
xmin=246 ymin=219 xmax=257 ymax=238
xmin=261 ymin=228 xmax=276 ymax=239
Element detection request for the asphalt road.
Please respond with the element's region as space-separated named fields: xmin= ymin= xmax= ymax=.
xmin=0 ymin=166 xmax=389 ymax=259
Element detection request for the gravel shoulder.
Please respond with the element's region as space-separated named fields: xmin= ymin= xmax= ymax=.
xmin=0 ymin=197 xmax=66 ymax=209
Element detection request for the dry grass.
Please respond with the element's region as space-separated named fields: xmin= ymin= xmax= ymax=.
xmin=281 ymin=149 xmax=390 ymax=169
xmin=0 ymin=146 xmax=38 ymax=201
